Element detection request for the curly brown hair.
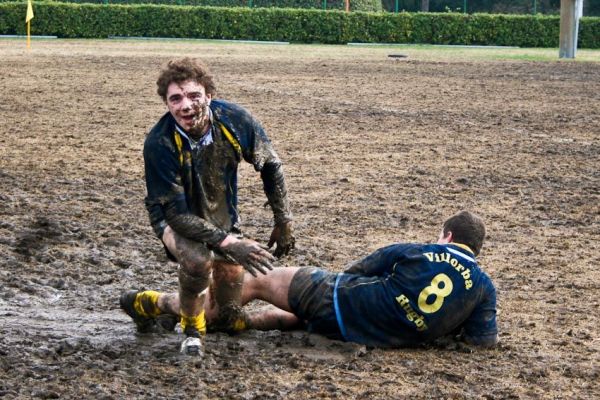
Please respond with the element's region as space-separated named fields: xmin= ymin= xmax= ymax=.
xmin=156 ymin=58 xmax=217 ymax=101
xmin=442 ymin=211 xmax=486 ymax=256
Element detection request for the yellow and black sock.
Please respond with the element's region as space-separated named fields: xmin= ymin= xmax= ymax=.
xmin=133 ymin=290 xmax=162 ymax=318
xmin=180 ymin=310 xmax=207 ymax=336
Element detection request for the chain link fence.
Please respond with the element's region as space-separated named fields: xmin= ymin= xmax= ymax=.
xmin=384 ymin=0 xmax=599 ymax=16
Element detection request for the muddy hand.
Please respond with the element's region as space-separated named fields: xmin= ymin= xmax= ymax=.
xmin=221 ymin=238 xmax=276 ymax=277
xmin=267 ymin=221 xmax=295 ymax=258
xmin=190 ymin=100 xmax=210 ymax=135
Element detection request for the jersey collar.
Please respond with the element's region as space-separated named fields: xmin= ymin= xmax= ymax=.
xmin=449 ymin=242 xmax=474 ymax=255
xmin=173 ymin=109 xmax=214 ymax=139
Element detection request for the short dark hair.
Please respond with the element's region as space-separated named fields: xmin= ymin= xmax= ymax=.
xmin=442 ymin=211 xmax=486 ymax=256
xmin=156 ymin=58 xmax=217 ymax=101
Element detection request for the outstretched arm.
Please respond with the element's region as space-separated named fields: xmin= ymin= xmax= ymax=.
xmin=165 ymin=205 xmax=275 ymax=276
xmin=164 ymin=203 xmax=228 ymax=248
xmin=261 ymin=161 xmax=295 ymax=257
xmin=215 ymin=102 xmax=295 ymax=257
xmin=462 ymin=281 xmax=498 ymax=348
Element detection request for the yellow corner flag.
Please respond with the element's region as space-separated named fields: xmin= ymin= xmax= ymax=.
xmin=26 ymin=0 xmax=34 ymax=49
xmin=26 ymin=0 xmax=34 ymax=23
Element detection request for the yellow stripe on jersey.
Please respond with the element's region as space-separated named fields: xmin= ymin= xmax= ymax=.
xmin=452 ymin=242 xmax=474 ymax=255
xmin=173 ymin=130 xmax=184 ymax=166
xmin=219 ymin=122 xmax=242 ymax=158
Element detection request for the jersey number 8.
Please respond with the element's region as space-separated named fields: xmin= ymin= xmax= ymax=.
xmin=418 ymin=273 xmax=453 ymax=314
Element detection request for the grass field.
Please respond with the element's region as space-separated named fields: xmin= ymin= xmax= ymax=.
xmin=5 ymin=36 xmax=600 ymax=61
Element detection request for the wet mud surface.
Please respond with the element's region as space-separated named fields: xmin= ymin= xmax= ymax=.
xmin=0 ymin=41 xmax=599 ymax=398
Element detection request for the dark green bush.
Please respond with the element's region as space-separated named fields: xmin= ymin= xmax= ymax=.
xmin=10 ymin=0 xmax=382 ymax=12
xmin=1 ymin=2 xmax=598 ymax=48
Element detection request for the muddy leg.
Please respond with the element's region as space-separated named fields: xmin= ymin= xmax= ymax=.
xmin=178 ymin=266 xmax=211 ymax=336
xmin=247 ymin=305 xmax=301 ymax=331
xmin=156 ymin=292 xmax=181 ymax=315
xmin=207 ymin=261 xmax=246 ymax=333
xmin=161 ymin=226 xmax=214 ymax=339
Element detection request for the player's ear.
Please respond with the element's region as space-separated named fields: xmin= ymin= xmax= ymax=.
xmin=445 ymin=231 xmax=453 ymax=242
xmin=206 ymin=94 xmax=212 ymax=106
xmin=437 ymin=229 xmax=452 ymax=244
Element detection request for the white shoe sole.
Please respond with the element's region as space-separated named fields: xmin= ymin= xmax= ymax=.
xmin=180 ymin=336 xmax=203 ymax=356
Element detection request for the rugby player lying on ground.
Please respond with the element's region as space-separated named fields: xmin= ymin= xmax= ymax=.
xmin=121 ymin=210 xmax=498 ymax=352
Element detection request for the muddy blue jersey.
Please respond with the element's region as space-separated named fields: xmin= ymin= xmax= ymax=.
xmin=144 ymin=99 xmax=291 ymax=246
xmin=334 ymin=243 xmax=497 ymax=348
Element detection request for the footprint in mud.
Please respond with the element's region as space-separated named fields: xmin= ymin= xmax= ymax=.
xmin=14 ymin=216 xmax=65 ymax=259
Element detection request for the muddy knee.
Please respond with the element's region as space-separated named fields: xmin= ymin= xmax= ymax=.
xmin=212 ymin=263 xmax=244 ymax=286
xmin=211 ymin=263 xmax=244 ymax=305
xmin=176 ymin=246 xmax=214 ymax=273
xmin=163 ymin=226 xmax=215 ymax=269
xmin=175 ymin=241 xmax=213 ymax=296
xmin=178 ymin=266 xmax=211 ymax=296
xmin=207 ymin=263 xmax=246 ymax=333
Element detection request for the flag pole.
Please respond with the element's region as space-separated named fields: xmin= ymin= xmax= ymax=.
xmin=26 ymin=0 xmax=34 ymax=49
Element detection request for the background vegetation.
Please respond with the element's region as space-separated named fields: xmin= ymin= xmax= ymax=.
xmin=3 ymin=0 xmax=600 ymax=15
xmin=1 ymin=1 xmax=598 ymax=47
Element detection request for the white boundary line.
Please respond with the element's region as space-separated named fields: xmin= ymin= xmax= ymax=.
xmin=0 ymin=35 xmax=58 ymax=39
xmin=107 ymin=36 xmax=289 ymax=44
xmin=348 ymin=42 xmax=520 ymax=49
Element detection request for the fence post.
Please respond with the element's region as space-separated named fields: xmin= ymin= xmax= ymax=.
xmin=463 ymin=0 xmax=467 ymax=14
xmin=559 ymin=0 xmax=580 ymax=58
xmin=395 ymin=0 xmax=398 ymax=13
xmin=533 ymin=0 xmax=537 ymax=14
xmin=323 ymin=0 xmax=327 ymax=10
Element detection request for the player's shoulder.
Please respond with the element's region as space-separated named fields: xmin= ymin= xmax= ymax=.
xmin=146 ymin=113 xmax=175 ymax=144
xmin=397 ymin=242 xmax=445 ymax=256
xmin=376 ymin=242 xmax=432 ymax=260
xmin=146 ymin=113 xmax=174 ymax=141
xmin=211 ymin=99 xmax=252 ymax=123
xmin=477 ymin=269 xmax=497 ymax=294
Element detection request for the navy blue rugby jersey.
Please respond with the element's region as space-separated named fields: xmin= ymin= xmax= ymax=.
xmin=143 ymin=99 xmax=290 ymax=243
xmin=333 ymin=243 xmax=497 ymax=348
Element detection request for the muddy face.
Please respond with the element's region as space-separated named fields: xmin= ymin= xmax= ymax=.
xmin=190 ymin=98 xmax=211 ymax=137
xmin=165 ymin=80 xmax=212 ymax=135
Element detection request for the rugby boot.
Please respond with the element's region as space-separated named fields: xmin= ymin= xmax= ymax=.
xmin=156 ymin=313 xmax=179 ymax=332
xmin=119 ymin=290 xmax=161 ymax=333
xmin=180 ymin=329 xmax=204 ymax=356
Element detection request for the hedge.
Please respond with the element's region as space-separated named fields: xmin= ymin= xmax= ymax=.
xmin=2 ymin=0 xmax=383 ymax=12
xmin=1 ymin=2 xmax=599 ymax=47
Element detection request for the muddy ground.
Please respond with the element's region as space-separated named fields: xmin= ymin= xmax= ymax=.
xmin=0 ymin=40 xmax=599 ymax=399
